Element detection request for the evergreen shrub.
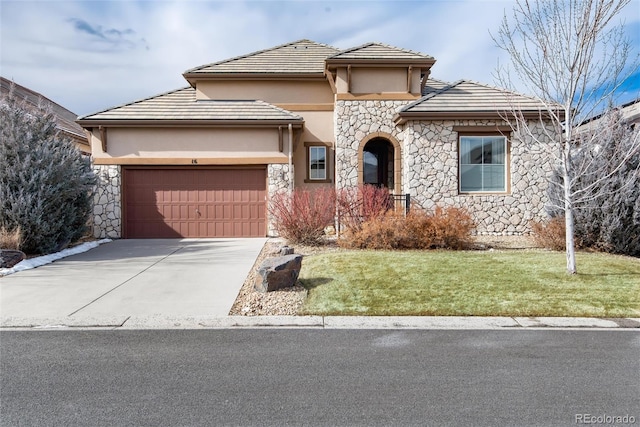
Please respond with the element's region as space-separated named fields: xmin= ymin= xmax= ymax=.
xmin=0 ymin=89 xmax=97 ymax=254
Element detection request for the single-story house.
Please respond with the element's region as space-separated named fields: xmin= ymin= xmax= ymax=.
xmin=1 ymin=76 xmax=91 ymax=155
xmin=77 ymin=40 xmax=557 ymax=239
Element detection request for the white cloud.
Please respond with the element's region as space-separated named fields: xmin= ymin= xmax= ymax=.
xmin=1 ymin=0 xmax=638 ymax=115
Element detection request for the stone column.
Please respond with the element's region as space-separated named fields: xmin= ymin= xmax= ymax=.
xmin=267 ymin=164 xmax=292 ymax=236
xmin=92 ymin=164 xmax=121 ymax=238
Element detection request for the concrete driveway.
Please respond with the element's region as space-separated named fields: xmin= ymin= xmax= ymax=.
xmin=0 ymin=238 xmax=266 ymax=327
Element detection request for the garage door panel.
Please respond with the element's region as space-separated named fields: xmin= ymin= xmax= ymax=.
xmin=124 ymin=168 xmax=266 ymax=238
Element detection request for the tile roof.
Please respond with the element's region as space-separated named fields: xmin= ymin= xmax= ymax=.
xmin=400 ymin=80 xmax=549 ymax=114
xmin=78 ymin=88 xmax=303 ymax=123
xmin=422 ymin=78 xmax=451 ymax=96
xmin=1 ymin=76 xmax=86 ymax=140
xmin=184 ymin=40 xmax=340 ymax=76
xmin=327 ymin=42 xmax=434 ymax=61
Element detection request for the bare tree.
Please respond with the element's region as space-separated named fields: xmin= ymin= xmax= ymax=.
xmin=549 ymin=106 xmax=640 ymax=255
xmin=494 ymin=0 xmax=639 ymax=273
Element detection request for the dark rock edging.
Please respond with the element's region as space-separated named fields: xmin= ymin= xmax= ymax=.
xmin=0 ymin=249 xmax=26 ymax=269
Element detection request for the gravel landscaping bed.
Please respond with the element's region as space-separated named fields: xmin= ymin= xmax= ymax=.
xmin=229 ymin=235 xmax=538 ymax=316
xmin=229 ymin=239 xmax=306 ymax=316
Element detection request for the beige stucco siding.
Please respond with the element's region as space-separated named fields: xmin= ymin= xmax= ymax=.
xmin=90 ymin=127 xmax=288 ymax=161
xmin=292 ymin=110 xmax=335 ymax=188
xmin=297 ymin=110 xmax=334 ymax=143
xmin=196 ymin=80 xmax=334 ymax=104
xmin=410 ymin=68 xmax=422 ymax=94
xmin=335 ymin=67 xmax=410 ymax=94
xmin=350 ymin=68 xmax=408 ymax=94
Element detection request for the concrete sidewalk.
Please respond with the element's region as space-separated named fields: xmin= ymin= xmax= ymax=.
xmin=2 ymin=315 xmax=639 ymax=330
xmin=0 ymin=238 xmax=266 ymax=325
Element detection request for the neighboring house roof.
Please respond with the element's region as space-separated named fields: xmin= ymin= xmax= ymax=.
xmin=78 ymin=87 xmax=304 ymax=126
xmin=578 ymin=97 xmax=640 ymax=129
xmin=619 ymin=98 xmax=640 ymax=124
xmin=1 ymin=76 xmax=89 ymax=151
xmin=395 ymin=80 xmax=552 ymax=123
xmin=327 ymin=42 xmax=434 ymax=62
xmin=573 ymin=97 xmax=640 ymax=140
xmin=183 ymin=39 xmax=340 ymax=78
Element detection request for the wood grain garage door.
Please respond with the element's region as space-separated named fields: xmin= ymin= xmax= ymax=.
xmin=123 ymin=167 xmax=266 ymax=238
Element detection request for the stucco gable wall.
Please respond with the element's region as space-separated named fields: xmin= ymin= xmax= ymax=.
xmin=403 ymin=119 xmax=556 ymax=235
xmin=89 ymin=127 xmax=287 ymax=162
xmin=349 ymin=67 xmax=408 ymax=94
xmin=195 ymin=80 xmax=334 ymax=104
xmin=335 ymin=67 xmax=422 ymax=95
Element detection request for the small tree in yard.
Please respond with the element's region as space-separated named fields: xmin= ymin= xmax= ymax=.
xmin=494 ymin=0 xmax=640 ymax=273
xmin=0 ymin=87 xmax=97 ymax=254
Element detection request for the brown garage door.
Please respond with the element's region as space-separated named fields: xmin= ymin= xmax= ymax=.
xmin=123 ymin=167 xmax=266 ymax=238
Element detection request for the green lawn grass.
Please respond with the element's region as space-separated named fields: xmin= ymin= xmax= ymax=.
xmin=298 ymin=250 xmax=640 ymax=317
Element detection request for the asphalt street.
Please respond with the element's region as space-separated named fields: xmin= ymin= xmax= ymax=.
xmin=1 ymin=329 xmax=639 ymax=427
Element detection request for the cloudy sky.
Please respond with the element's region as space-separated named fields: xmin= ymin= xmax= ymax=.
xmin=1 ymin=0 xmax=639 ymax=116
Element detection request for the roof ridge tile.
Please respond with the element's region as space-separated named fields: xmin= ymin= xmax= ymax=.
xmin=185 ymin=39 xmax=339 ymax=74
xmin=454 ymin=79 xmax=546 ymax=104
xmin=329 ymin=41 xmax=434 ymax=60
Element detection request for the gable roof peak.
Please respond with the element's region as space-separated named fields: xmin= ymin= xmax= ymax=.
xmin=328 ymin=41 xmax=435 ymax=62
xmin=77 ymin=87 xmax=304 ymax=124
xmin=184 ymin=39 xmax=340 ymax=77
xmin=397 ymin=78 xmax=553 ymax=122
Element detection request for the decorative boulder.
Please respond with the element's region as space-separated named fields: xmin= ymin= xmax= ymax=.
xmin=0 ymin=249 xmax=26 ymax=269
xmin=255 ymin=254 xmax=303 ymax=292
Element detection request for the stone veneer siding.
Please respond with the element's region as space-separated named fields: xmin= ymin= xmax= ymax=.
xmin=92 ymin=164 xmax=122 ymax=238
xmin=334 ymin=100 xmax=407 ymax=189
xmin=403 ymin=120 xmax=555 ymax=235
xmin=267 ymin=163 xmax=292 ymax=236
xmin=334 ymin=99 xmax=555 ymax=235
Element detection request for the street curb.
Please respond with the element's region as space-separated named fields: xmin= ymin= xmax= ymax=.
xmin=1 ymin=316 xmax=639 ymax=330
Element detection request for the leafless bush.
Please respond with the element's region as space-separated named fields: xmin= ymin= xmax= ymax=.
xmin=531 ymin=217 xmax=566 ymax=251
xmin=268 ymin=188 xmax=336 ymax=245
xmin=0 ymin=226 xmax=22 ymax=250
xmin=336 ymin=185 xmax=394 ymax=233
xmin=340 ymin=205 xmax=475 ymax=250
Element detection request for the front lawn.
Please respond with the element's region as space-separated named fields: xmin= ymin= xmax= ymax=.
xmin=298 ymin=250 xmax=640 ymax=317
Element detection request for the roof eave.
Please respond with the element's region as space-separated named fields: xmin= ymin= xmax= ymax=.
xmin=77 ymin=118 xmax=305 ymax=129
xmin=183 ymin=72 xmax=327 ymax=83
xmin=394 ymin=110 xmax=554 ymax=124
xmin=325 ymin=58 xmax=435 ymax=68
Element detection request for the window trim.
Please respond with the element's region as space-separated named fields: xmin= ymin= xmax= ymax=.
xmin=457 ymin=131 xmax=510 ymax=194
xmin=304 ymin=142 xmax=332 ymax=183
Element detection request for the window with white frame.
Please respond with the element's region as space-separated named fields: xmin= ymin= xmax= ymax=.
xmin=309 ymin=145 xmax=327 ymax=180
xmin=459 ymin=135 xmax=507 ymax=192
